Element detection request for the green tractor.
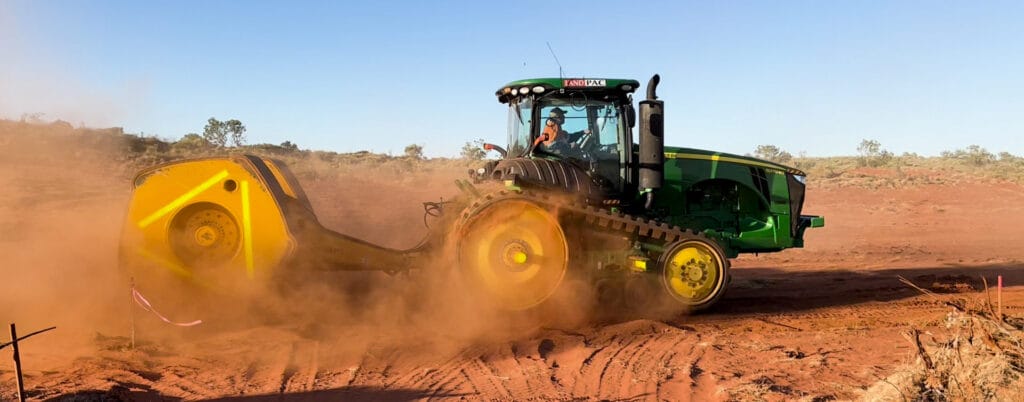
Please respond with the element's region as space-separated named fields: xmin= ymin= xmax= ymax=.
xmin=455 ymin=75 xmax=824 ymax=311
xmin=119 ymin=75 xmax=822 ymax=315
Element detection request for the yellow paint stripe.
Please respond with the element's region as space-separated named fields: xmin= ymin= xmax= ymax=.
xmin=135 ymin=248 xmax=216 ymax=290
xmin=137 ymin=170 xmax=229 ymax=228
xmin=241 ymin=180 xmax=255 ymax=280
xmin=136 ymin=248 xmax=192 ymax=279
xmin=666 ymin=152 xmax=801 ymax=175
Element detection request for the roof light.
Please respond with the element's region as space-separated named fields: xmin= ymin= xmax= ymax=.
xmin=510 ymin=88 xmax=518 ymax=95
xmin=519 ymin=87 xmax=530 ymax=94
xmin=532 ymin=86 xmax=545 ymax=94
xmin=621 ymin=84 xmax=633 ymax=91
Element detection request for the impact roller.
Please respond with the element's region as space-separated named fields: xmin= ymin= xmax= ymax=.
xmin=119 ymin=155 xmax=434 ymax=304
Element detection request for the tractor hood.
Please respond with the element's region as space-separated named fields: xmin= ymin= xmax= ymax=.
xmin=664 ymin=147 xmax=806 ymax=176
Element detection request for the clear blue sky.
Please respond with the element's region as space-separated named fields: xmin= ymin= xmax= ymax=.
xmin=2 ymin=1 xmax=1022 ymax=157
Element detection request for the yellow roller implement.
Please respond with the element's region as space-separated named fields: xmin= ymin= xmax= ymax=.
xmin=121 ymin=156 xmax=296 ymax=289
xmin=121 ymin=155 xmax=432 ymax=306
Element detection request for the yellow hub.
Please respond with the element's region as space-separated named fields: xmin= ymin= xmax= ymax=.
xmin=457 ymin=198 xmax=568 ymax=310
xmin=662 ymin=240 xmax=724 ymax=306
xmin=499 ymin=241 xmax=532 ymax=269
xmin=168 ymin=202 xmax=240 ymax=267
xmin=194 ymin=225 xmax=219 ymax=247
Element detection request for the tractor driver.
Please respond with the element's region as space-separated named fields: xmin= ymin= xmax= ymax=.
xmin=535 ymin=107 xmax=592 ymax=157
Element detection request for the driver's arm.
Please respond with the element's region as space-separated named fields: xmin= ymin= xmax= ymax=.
xmin=566 ymin=128 xmax=591 ymax=143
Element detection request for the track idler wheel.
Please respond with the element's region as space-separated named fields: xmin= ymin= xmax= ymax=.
xmin=456 ymin=198 xmax=569 ymax=311
xmin=660 ymin=234 xmax=730 ymax=311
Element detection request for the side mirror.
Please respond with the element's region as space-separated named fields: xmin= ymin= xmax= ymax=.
xmin=624 ymin=104 xmax=636 ymax=128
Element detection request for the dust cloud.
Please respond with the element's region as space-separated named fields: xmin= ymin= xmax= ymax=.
xmin=0 ymin=121 xmax=618 ymax=375
xmin=0 ymin=121 xmax=132 ymax=367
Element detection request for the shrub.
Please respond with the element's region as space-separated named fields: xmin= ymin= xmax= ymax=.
xmin=404 ymin=144 xmax=424 ymax=159
xmin=857 ymin=139 xmax=893 ymax=167
xmin=460 ymin=139 xmax=487 ymax=161
xmin=172 ymin=133 xmax=211 ymax=153
xmin=941 ymin=145 xmax=995 ymax=166
xmin=752 ymin=144 xmax=792 ymax=163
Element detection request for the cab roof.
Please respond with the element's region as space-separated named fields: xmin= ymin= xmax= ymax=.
xmin=496 ymin=78 xmax=640 ymax=104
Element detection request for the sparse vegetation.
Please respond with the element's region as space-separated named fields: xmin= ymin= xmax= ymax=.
xmin=752 ymin=144 xmax=792 ymax=163
xmin=863 ymin=280 xmax=1024 ymax=401
xmin=5 ymin=118 xmax=1024 ymax=190
xmin=941 ymin=145 xmax=996 ymax=166
xmin=203 ymin=117 xmax=246 ymax=147
xmin=403 ymin=143 xmax=424 ymax=159
xmin=460 ymin=139 xmax=487 ymax=161
xmin=857 ymin=139 xmax=893 ymax=167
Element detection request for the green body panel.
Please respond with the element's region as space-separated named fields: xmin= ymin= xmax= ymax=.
xmin=656 ymin=147 xmax=806 ymax=257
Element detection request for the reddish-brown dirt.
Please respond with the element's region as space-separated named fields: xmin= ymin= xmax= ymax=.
xmin=1 ymin=130 xmax=1023 ymax=401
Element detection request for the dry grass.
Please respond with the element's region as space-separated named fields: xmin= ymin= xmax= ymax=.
xmin=862 ymin=280 xmax=1024 ymax=401
xmin=792 ymin=154 xmax=1024 ymax=189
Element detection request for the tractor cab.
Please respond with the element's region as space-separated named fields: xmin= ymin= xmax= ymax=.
xmin=495 ymin=78 xmax=641 ymax=198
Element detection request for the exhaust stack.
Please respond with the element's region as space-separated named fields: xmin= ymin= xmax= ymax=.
xmin=639 ymin=74 xmax=664 ymax=209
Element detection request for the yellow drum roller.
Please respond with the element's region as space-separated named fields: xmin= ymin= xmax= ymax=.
xmin=119 ymin=155 xmax=436 ymax=306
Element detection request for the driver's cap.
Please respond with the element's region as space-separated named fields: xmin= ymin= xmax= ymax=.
xmin=548 ymin=107 xmax=566 ymax=123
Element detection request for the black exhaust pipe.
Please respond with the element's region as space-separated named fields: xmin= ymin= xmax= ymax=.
xmin=638 ymin=74 xmax=664 ymax=210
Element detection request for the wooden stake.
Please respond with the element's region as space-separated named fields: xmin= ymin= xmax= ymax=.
xmin=10 ymin=323 xmax=26 ymax=402
xmin=997 ymin=275 xmax=1003 ymax=321
xmin=130 ymin=277 xmax=136 ymax=350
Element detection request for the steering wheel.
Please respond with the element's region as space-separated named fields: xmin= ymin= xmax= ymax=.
xmin=575 ymin=130 xmax=598 ymax=154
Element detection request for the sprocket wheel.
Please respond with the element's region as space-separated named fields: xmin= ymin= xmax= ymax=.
xmin=456 ymin=197 xmax=569 ymax=311
xmin=660 ymin=234 xmax=729 ymax=310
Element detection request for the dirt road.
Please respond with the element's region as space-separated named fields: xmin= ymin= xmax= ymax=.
xmin=2 ymin=132 xmax=1022 ymax=401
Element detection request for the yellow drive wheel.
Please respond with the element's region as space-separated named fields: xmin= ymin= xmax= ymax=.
xmin=456 ymin=198 xmax=569 ymax=311
xmin=660 ymin=236 xmax=729 ymax=310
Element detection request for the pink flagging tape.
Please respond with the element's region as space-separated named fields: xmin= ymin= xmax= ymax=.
xmin=132 ymin=288 xmax=203 ymax=327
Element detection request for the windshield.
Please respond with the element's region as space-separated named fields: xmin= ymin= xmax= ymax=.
xmin=507 ymin=97 xmax=532 ymax=156
xmin=536 ymin=98 xmax=627 ymax=188
xmin=536 ymin=99 xmax=624 ymax=159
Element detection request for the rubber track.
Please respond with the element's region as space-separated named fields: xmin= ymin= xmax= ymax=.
xmin=458 ymin=190 xmax=723 ymax=254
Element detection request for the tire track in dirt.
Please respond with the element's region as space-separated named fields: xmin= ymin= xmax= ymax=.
xmin=470 ymin=356 xmax=515 ymax=400
xmin=390 ymin=347 xmax=482 ymax=398
xmin=503 ymin=339 xmax=568 ymax=400
xmin=280 ymin=341 xmax=320 ymax=392
xmin=595 ymin=331 xmax=658 ymax=398
xmin=563 ymin=321 xmax=667 ymax=399
xmin=651 ymin=333 xmax=703 ymax=401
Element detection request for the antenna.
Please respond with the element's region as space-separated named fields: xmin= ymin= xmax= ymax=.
xmin=546 ymin=41 xmax=564 ymax=79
